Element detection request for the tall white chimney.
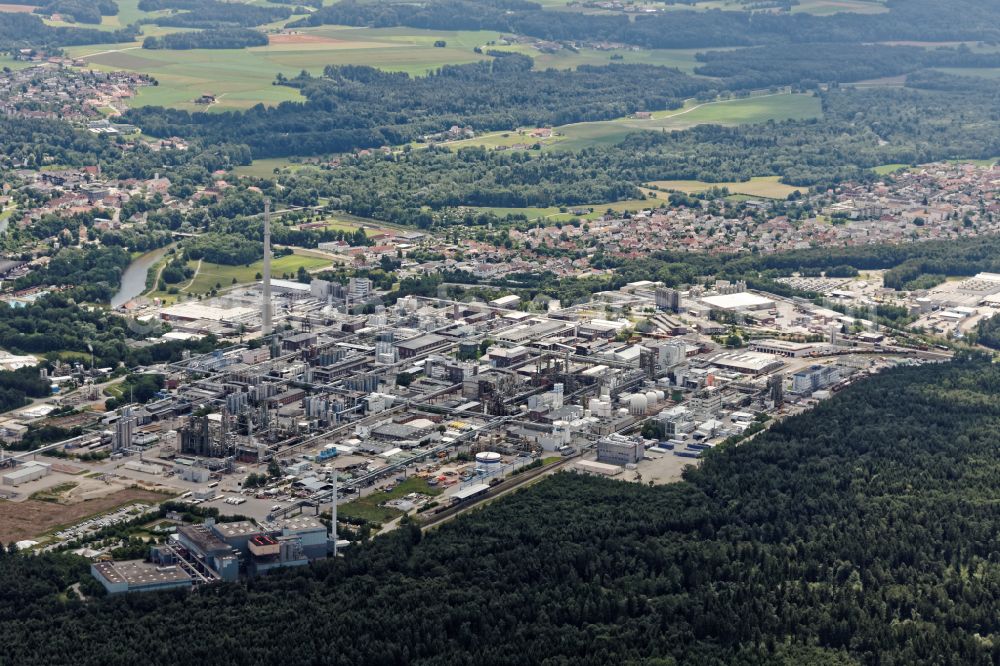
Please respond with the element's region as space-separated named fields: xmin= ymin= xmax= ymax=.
xmin=330 ymin=471 xmax=338 ymax=557
xmin=262 ymin=197 xmax=272 ymax=336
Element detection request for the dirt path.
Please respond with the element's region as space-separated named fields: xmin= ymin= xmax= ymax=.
xmin=77 ymin=46 xmax=142 ymax=59
xmin=179 ymin=258 xmax=203 ymax=291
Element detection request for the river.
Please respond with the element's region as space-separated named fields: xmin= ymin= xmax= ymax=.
xmin=110 ymin=244 xmax=173 ymax=309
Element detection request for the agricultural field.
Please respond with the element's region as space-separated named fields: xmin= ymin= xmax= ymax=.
xmin=64 ymin=26 xmax=510 ymax=111
xmin=233 ymin=157 xmax=317 ymax=178
xmin=487 ymin=43 xmax=723 ymax=73
xmin=790 ymin=0 xmax=888 ymax=14
xmin=471 ymin=196 xmax=660 ymax=223
xmin=444 ymin=92 xmax=821 ymax=154
xmin=871 ymin=163 xmax=911 ymax=175
xmin=552 ymin=92 xmax=821 ymax=151
xmin=932 ymin=67 xmax=1000 ymax=80
xmin=636 ymin=0 xmax=887 ymax=13
xmin=646 ymin=176 xmax=803 ymax=199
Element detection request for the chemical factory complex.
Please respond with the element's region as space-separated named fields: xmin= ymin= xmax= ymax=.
xmin=0 ymin=204 xmax=951 ymax=595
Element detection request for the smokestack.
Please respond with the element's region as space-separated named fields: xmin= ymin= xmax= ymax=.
xmin=330 ymin=471 xmax=338 ymax=557
xmin=262 ymin=198 xmax=272 ymax=336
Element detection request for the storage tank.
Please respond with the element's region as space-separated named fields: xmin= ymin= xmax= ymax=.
xmin=645 ymin=390 xmax=658 ymax=406
xmin=475 ymin=452 xmax=502 ymax=466
xmin=629 ymin=394 xmax=648 ymax=415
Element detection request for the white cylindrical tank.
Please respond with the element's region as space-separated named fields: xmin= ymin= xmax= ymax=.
xmin=629 ymin=394 xmax=648 ymax=415
xmin=655 ymin=390 xmax=665 ymax=402
xmin=475 ymin=452 xmax=502 ymax=466
xmin=645 ymin=390 xmax=658 ymax=406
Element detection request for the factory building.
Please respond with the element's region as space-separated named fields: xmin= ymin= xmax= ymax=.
xmin=488 ymin=345 xmax=529 ymax=368
xmin=2 ymin=461 xmax=50 ymax=486
xmin=792 ymin=365 xmax=841 ymax=396
xmin=348 ymin=277 xmax=372 ymax=301
xmin=177 ymin=522 xmax=240 ymax=582
xmin=395 ymin=333 xmax=448 ymax=359
xmin=282 ymin=332 xmax=318 ymax=351
xmin=597 ymin=433 xmax=644 ymax=466
xmin=179 ymin=414 xmax=228 ymax=458
xmin=709 ymin=352 xmax=785 ymax=376
xmin=748 ymin=339 xmax=816 ymax=358
xmin=573 ymin=459 xmax=623 ymax=477
xmin=689 ymin=386 xmax=723 ymax=420
xmin=425 ymin=354 xmax=476 ymax=383
xmin=90 ymin=560 xmax=193 ymax=595
xmin=700 ymin=292 xmax=775 ymax=313
xmin=489 ymin=294 xmax=521 ymax=309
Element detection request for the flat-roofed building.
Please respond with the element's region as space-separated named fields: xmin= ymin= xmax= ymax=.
xmin=2 ymin=462 xmax=50 ymax=486
xmin=91 ymin=560 xmax=193 ymax=595
xmin=597 ymin=433 xmax=643 ymax=466
xmin=159 ymin=302 xmax=256 ymax=325
xmin=488 ymin=345 xmax=529 ymax=368
xmin=396 ymin=333 xmax=448 ymax=359
xmin=701 ymin=292 xmax=775 ymax=312
xmin=792 ymin=364 xmax=841 ymax=396
xmin=573 ymin=459 xmax=623 ymax=477
xmin=489 ymin=294 xmax=521 ymax=309
xmin=749 ymin=339 xmax=815 ymax=358
xmin=709 ymin=352 xmax=785 ymax=376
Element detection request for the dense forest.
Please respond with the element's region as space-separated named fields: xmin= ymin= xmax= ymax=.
xmin=143 ymin=28 xmax=268 ymax=50
xmin=136 ymin=0 xmax=291 ymax=28
xmin=28 ymin=0 xmax=118 ymax=25
xmin=693 ymin=43 xmax=1000 ymax=90
xmin=0 ymin=12 xmax=135 ymax=51
xmin=14 ymin=245 xmax=130 ymax=296
xmin=0 ymin=366 xmax=55 ymax=414
xmin=5 ymin=357 xmax=1000 ymax=663
xmin=293 ymin=0 xmax=1000 ymax=49
xmin=278 ymin=145 xmax=641 ymax=220
xmin=123 ymin=56 xmax=706 ymax=156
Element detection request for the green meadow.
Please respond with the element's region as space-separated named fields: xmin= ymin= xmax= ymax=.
xmin=147 ymin=250 xmax=330 ymax=303
xmin=646 ymin=176 xmax=802 ymax=199
xmin=444 ymin=93 xmax=821 ymax=154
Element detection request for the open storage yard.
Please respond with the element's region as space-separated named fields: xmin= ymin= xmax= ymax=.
xmin=0 ymin=488 xmax=167 ymax=543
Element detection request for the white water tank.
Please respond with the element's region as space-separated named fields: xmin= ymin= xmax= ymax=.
xmin=475 ymin=452 xmax=502 ymax=466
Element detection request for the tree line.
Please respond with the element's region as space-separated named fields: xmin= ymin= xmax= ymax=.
xmin=143 ymin=28 xmax=268 ymax=50
xmin=136 ymin=0 xmax=290 ymax=29
xmin=28 ymin=0 xmax=118 ymax=25
xmin=0 ymin=13 xmax=135 ymax=52
xmin=694 ymin=43 xmax=1000 ymax=90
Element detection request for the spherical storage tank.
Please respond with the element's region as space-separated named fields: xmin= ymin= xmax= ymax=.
xmin=645 ymin=391 xmax=659 ymax=406
xmin=476 ymin=452 xmax=502 ymax=466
